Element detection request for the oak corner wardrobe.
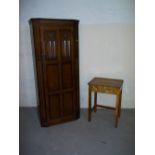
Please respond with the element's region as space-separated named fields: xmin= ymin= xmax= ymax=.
xmin=30 ymin=18 xmax=80 ymax=126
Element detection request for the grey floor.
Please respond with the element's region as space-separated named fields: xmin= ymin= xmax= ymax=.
xmin=19 ymin=108 xmax=135 ymax=155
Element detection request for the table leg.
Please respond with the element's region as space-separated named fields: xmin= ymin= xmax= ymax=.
xmin=115 ymin=93 xmax=120 ymax=128
xmin=94 ymin=92 xmax=97 ymax=112
xmin=88 ymin=87 xmax=92 ymax=121
xmin=118 ymin=90 xmax=122 ymax=118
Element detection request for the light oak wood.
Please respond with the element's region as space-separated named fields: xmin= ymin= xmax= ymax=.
xmin=96 ymin=105 xmax=115 ymax=110
xmin=88 ymin=77 xmax=123 ymax=128
xmin=94 ymin=92 xmax=97 ymax=112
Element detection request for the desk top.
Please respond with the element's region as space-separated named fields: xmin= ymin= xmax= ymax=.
xmin=88 ymin=77 xmax=123 ymax=89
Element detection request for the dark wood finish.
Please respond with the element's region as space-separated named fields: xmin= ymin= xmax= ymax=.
xmin=88 ymin=77 xmax=123 ymax=128
xmin=30 ymin=19 xmax=80 ymax=126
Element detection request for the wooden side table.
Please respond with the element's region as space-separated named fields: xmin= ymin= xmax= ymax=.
xmin=88 ymin=77 xmax=123 ymax=128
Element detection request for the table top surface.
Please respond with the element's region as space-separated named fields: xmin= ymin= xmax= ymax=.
xmin=88 ymin=77 xmax=123 ymax=88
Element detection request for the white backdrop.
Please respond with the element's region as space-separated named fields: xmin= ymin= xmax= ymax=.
xmin=19 ymin=0 xmax=135 ymax=108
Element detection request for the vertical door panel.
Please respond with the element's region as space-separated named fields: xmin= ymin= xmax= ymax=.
xmin=46 ymin=64 xmax=60 ymax=91
xmin=43 ymin=30 xmax=58 ymax=60
xmin=62 ymin=92 xmax=74 ymax=116
xmin=62 ymin=63 xmax=73 ymax=89
xmin=60 ymin=29 xmax=74 ymax=60
xmin=48 ymin=94 xmax=61 ymax=119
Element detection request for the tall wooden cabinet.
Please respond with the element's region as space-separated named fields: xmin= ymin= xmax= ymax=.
xmin=30 ymin=19 xmax=80 ymax=126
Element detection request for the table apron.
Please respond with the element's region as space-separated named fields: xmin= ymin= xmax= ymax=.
xmin=89 ymin=85 xmax=121 ymax=95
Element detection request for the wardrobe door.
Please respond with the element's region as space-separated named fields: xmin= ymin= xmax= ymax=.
xmin=60 ymin=28 xmax=76 ymax=119
xmin=40 ymin=28 xmax=62 ymax=124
